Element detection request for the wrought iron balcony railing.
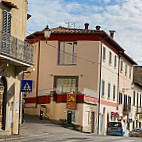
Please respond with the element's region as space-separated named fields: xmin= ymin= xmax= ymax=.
xmin=0 ymin=31 xmax=33 ymax=65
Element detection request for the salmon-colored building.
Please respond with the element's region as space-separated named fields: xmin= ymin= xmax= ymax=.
xmin=25 ymin=24 xmax=139 ymax=134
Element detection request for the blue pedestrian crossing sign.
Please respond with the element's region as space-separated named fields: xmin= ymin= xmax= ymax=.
xmin=21 ymin=80 xmax=33 ymax=92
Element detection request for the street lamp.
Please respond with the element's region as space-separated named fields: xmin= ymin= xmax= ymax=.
xmin=44 ymin=25 xmax=52 ymax=43
xmin=35 ymin=25 xmax=51 ymax=107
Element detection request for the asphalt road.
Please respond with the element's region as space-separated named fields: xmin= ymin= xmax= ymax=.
xmin=2 ymin=115 xmax=142 ymax=142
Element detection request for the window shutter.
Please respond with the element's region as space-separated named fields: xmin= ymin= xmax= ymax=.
xmin=2 ymin=9 xmax=11 ymax=54
xmin=7 ymin=12 xmax=12 ymax=34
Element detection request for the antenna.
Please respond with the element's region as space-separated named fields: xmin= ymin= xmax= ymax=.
xmin=65 ymin=22 xmax=76 ymax=29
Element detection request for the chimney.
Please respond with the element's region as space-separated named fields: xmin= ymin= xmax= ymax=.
xmin=96 ymin=25 xmax=101 ymax=30
xmin=109 ymin=30 xmax=116 ymax=38
xmin=84 ymin=23 xmax=89 ymax=30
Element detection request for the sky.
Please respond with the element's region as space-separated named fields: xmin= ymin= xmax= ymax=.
xmin=27 ymin=0 xmax=142 ymax=65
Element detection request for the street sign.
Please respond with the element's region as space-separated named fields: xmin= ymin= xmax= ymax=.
xmin=21 ymin=80 xmax=33 ymax=92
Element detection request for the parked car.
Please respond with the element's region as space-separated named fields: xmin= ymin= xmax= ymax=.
xmin=129 ymin=129 xmax=142 ymax=137
xmin=106 ymin=121 xmax=124 ymax=136
xmin=106 ymin=121 xmax=129 ymax=136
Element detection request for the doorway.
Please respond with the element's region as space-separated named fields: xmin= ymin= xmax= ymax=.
xmin=0 ymin=76 xmax=7 ymax=130
xmin=91 ymin=112 xmax=95 ymax=133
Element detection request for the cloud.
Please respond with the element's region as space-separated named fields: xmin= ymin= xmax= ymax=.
xmin=27 ymin=0 xmax=142 ymax=65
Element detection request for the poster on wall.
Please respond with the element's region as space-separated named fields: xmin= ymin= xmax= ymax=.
xmin=139 ymin=114 xmax=142 ymax=121
xmin=66 ymin=94 xmax=76 ymax=110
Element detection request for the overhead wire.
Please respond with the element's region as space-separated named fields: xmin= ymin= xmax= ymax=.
xmin=26 ymin=31 xmax=100 ymax=65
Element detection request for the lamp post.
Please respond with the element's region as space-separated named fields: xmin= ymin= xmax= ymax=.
xmin=44 ymin=25 xmax=52 ymax=43
xmin=35 ymin=25 xmax=51 ymax=106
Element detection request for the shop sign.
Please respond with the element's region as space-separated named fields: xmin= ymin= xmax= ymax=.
xmin=66 ymin=94 xmax=76 ymax=110
xmin=139 ymin=114 xmax=142 ymax=121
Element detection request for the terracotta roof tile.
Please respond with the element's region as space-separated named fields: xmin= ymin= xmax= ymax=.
xmin=51 ymin=26 xmax=102 ymax=34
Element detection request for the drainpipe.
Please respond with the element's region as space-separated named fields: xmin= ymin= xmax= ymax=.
xmin=117 ymin=51 xmax=123 ymax=110
xmin=97 ymin=40 xmax=103 ymax=135
xmin=117 ymin=54 xmax=121 ymax=110
xmin=18 ymin=72 xmax=24 ymax=135
xmin=35 ymin=40 xmax=41 ymax=107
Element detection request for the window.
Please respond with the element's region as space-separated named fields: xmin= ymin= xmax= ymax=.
xmin=2 ymin=9 xmax=12 ymax=54
xmin=125 ymin=64 xmax=127 ymax=76
xmin=120 ymin=60 xmax=123 ymax=72
xmin=109 ymin=51 xmax=112 ymax=65
xmin=128 ymin=96 xmax=131 ymax=105
xmin=113 ymin=85 xmax=116 ymax=100
xmin=129 ymin=68 xmax=131 ymax=79
xmin=114 ymin=55 xmax=117 ymax=68
xmin=54 ymin=76 xmax=78 ymax=93
xmin=140 ymin=94 xmax=142 ymax=107
xmin=133 ymin=91 xmax=135 ymax=106
xmin=128 ymin=96 xmax=131 ymax=111
xmin=124 ymin=94 xmax=127 ymax=106
xmin=108 ymin=83 xmax=111 ymax=99
xmin=137 ymin=93 xmax=139 ymax=107
xmin=102 ymin=80 xmax=105 ymax=97
xmin=103 ymin=47 xmax=106 ymax=61
xmin=58 ymin=42 xmax=77 ymax=65
xmin=119 ymin=92 xmax=122 ymax=104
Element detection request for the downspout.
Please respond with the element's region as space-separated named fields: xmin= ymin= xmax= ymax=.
xmin=18 ymin=72 xmax=24 ymax=135
xmin=117 ymin=54 xmax=121 ymax=110
xmin=35 ymin=40 xmax=41 ymax=107
xmin=97 ymin=40 xmax=103 ymax=135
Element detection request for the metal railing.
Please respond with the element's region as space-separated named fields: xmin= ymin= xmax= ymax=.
xmin=38 ymin=88 xmax=98 ymax=98
xmin=0 ymin=31 xmax=33 ymax=65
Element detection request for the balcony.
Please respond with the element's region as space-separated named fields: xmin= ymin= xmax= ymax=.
xmin=123 ymin=104 xmax=131 ymax=115
xmin=0 ymin=31 xmax=33 ymax=66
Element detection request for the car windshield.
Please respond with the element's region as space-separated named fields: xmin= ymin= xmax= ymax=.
xmin=108 ymin=122 xmax=121 ymax=127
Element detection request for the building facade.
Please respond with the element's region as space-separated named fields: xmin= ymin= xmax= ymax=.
xmin=118 ymin=54 xmax=137 ymax=131
xmin=25 ymin=24 xmax=133 ymax=134
xmin=0 ymin=0 xmax=33 ymax=135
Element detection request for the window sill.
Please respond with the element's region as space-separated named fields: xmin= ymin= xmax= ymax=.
xmin=107 ymin=97 xmax=110 ymax=100
xmin=57 ymin=64 xmax=76 ymax=66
